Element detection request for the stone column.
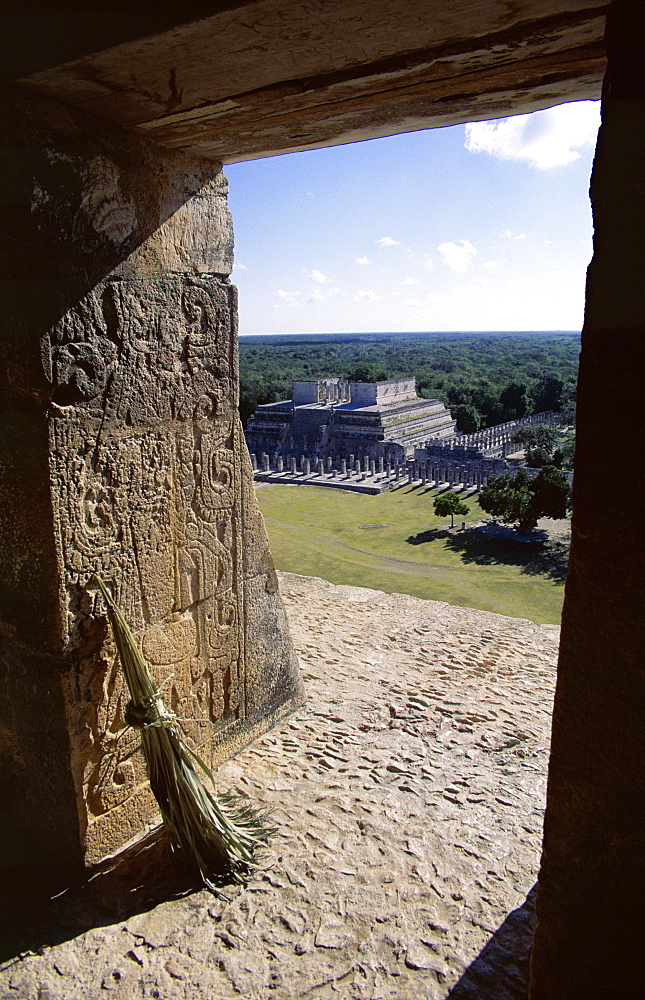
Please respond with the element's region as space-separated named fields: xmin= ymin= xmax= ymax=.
xmin=530 ymin=4 xmax=645 ymax=997
xmin=317 ymin=459 xmax=324 ymax=476
xmin=290 ymin=457 xmax=297 ymax=475
xmin=262 ymin=453 xmax=270 ymax=472
xmin=378 ymin=457 xmax=384 ymax=474
xmin=326 ymin=456 xmax=332 ymax=472
xmin=303 ymin=459 xmax=310 ymax=476
xmin=0 ymin=89 xmax=303 ymax=875
xmin=251 ymin=453 xmax=258 ymax=471
xmin=277 ymin=456 xmax=283 ymax=473
xmin=369 ymin=459 xmax=376 ymax=477
xmin=340 ymin=459 xmax=346 ymax=476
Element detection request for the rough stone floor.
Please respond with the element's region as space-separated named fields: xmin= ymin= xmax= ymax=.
xmin=0 ymin=573 xmax=559 ymax=1000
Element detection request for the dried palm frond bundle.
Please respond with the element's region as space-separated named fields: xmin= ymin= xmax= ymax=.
xmin=94 ymin=576 xmax=272 ymax=891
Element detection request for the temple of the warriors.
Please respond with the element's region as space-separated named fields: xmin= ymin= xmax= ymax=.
xmin=245 ymin=377 xmax=456 ymax=462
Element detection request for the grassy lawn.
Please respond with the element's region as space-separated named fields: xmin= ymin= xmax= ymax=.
xmin=255 ymin=482 xmax=567 ymax=624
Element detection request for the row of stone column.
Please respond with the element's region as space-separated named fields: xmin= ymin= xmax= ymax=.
xmin=251 ymin=452 xmax=404 ymax=481
xmin=251 ymin=453 xmax=397 ymax=476
xmin=250 ymin=451 xmax=500 ymax=490
xmin=428 ymin=431 xmax=516 ymax=454
xmin=455 ymin=411 xmax=558 ymax=451
xmin=407 ymin=460 xmax=496 ymax=489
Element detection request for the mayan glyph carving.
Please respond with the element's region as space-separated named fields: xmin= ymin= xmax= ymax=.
xmin=41 ymin=277 xmax=236 ymax=418
xmin=1 ymin=97 xmax=300 ymax=869
xmin=42 ymin=274 xmax=255 ymax=844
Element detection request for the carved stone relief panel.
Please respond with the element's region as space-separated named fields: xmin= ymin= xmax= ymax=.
xmin=44 ymin=274 xmax=251 ymax=855
xmin=1 ymin=91 xmax=300 ymax=871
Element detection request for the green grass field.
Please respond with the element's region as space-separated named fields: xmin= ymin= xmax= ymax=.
xmin=256 ymin=482 xmax=568 ymax=624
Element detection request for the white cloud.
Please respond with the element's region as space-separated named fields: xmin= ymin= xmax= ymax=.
xmin=306 ymin=268 xmax=333 ymax=283
xmin=309 ymin=285 xmax=340 ymax=303
xmin=233 ymin=261 xmax=247 ymax=271
xmin=464 ymin=101 xmax=601 ymax=169
xmin=276 ymin=288 xmax=300 ymax=307
xmin=404 ymin=297 xmax=423 ymax=307
xmin=376 ymin=236 xmax=401 ymax=247
xmin=437 ymin=239 xmax=477 ymax=273
xmin=402 ymin=276 xmax=418 ymax=285
xmin=354 ymin=288 xmax=380 ymax=302
xmin=484 ymin=261 xmax=500 ymax=270
xmin=356 ymin=255 xmax=370 ymax=265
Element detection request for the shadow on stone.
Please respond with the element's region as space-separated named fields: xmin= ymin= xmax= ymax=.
xmin=446 ymin=885 xmax=536 ymax=1000
xmin=0 ymin=828 xmax=208 ymax=964
xmin=406 ymin=526 xmax=569 ymax=584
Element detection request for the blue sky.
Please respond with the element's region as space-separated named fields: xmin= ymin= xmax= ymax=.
xmin=225 ymin=101 xmax=600 ymax=335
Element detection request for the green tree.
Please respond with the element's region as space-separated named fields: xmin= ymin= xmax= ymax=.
xmin=533 ymin=375 xmax=564 ymax=412
xmin=513 ymin=425 xmax=559 ymax=467
xmin=525 ymin=446 xmax=552 ymax=468
xmin=500 ymin=381 xmax=531 ymax=420
xmin=560 ymin=382 xmax=577 ymax=424
xmin=346 ymin=363 xmax=390 ymax=382
xmin=433 ymin=491 xmax=470 ymax=528
xmin=479 ymin=467 xmax=570 ymax=531
xmin=513 ymin=425 xmax=559 ymax=450
xmin=453 ymin=404 xmax=481 ymax=433
xmin=531 ymin=465 xmax=571 ymax=520
xmin=553 ymin=432 xmax=575 ymax=471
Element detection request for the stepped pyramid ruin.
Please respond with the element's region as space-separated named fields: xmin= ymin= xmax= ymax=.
xmin=244 ymin=377 xmax=456 ymax=462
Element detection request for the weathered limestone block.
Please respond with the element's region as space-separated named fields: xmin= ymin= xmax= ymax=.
xmin=530 ymin=3 xmax=645 ymax=997
xmin=0 ymin=89 xmax=302 ymax=873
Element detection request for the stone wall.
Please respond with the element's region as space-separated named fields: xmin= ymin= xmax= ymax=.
xmin=530 ymin=3 xmax=645 ymax=995
xmin=0 ymin=88 xmax=302 ymax=873
xmin=348 ymin=379 xmax=417 ymax=406
xmin=292 ymin=378 xmax=350 ymax=404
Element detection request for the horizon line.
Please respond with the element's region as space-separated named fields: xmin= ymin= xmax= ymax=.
xmin=239 ymin=328 xmax=581 ymax=338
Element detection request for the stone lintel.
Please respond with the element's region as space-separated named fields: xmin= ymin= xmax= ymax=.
xmin=11 ymin=2 xmax=606 ymax=163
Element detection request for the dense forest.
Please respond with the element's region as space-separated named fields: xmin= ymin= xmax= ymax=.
xmin=239 ymin=331 xmax=579 ymax=432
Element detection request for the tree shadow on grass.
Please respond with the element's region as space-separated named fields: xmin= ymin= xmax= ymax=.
xmin=406 ymin=526 xmax=570 ymax=584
